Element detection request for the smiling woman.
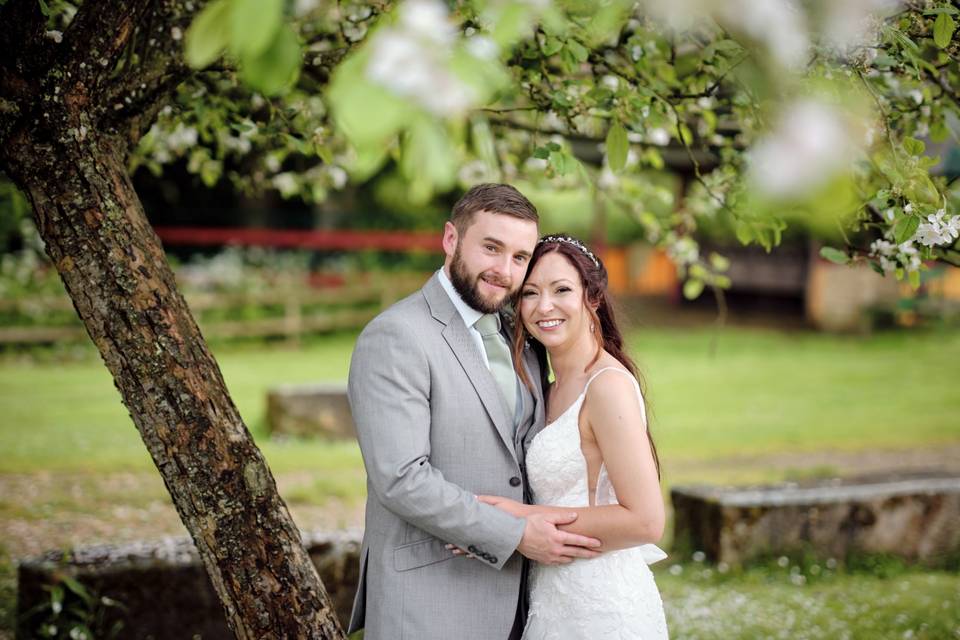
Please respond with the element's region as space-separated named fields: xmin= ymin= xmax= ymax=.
xmin=486 ymin=234 xmax=669 ymax=639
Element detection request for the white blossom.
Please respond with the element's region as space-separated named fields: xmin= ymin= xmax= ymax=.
xmin=523 ymin=156 xmax=549 ymax=172
xmin=748 ymin=100 xmax=857 ymax=198
xmin=914 ymin=209 xmax=959 ymax=247
xmin=878 ymin=255 xmax=897 ymax=273
xmin=598 ymin=166 xmax=619 ymax=189
xmin=271 ymin=172 xmax=299 ymax=197
xmin=466 ymin=35 xmax=499 ymax=60
xmin=642 ymin=0 xmax=808 ymax=69
xmin=328 ymin=166 xmax=348 ymax=190
xmin=870 ymin=239 xmax=896 ymax=257
xmin=667 ymin=234 xmax=700 ymax=266
xmin=822 ymin=0 xmax=899 ymax=53
xmin=400 ymin=0 xmax=457 ymax=46
xmin=648 ymin=127 xmax=671 ymax=146
xmin=294 ymin=0 xmax=321 ymax=16
xmin=165 ymin=123 xmax=198 ymax=151
xmin=365 ymin=0 xmax=476 ymax=116
xmin=716 ymin=0 xmax=809 ymax=70
xmin=944 ymin=216 xmax=960 ymax=241
xmin=915 ymin=223 xmax=943 ymax=247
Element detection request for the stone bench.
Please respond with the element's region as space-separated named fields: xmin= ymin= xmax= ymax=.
xmin=671 ymin=472 xmax=960 ymax=567
xmin=16 ymin=530 xmax=362 ymax=640
xmin=266 ymin=383 xmax=356 ymax=440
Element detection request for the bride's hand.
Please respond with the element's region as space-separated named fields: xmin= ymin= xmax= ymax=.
xmin=478 ymin=494 xmax=530 ymax=518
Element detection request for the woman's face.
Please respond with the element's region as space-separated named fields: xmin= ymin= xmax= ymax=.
xmin=519 ymin=251 xmax=592 ymax=350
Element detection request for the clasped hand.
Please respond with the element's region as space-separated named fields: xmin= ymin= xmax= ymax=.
xmin=445 ymin=495 xmax=602 ymax=565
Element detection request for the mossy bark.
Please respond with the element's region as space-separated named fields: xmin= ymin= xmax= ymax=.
xmin=0 ymin=1 xmax=345 ymax=638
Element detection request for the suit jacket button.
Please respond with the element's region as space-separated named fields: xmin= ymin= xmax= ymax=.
xmin=467 ymin=545 xmax=478 ymax=553
xmin=489 ymin=556 xmax=498 ymax=564
xmin=509 ymin=476 xmax=521 ymax=487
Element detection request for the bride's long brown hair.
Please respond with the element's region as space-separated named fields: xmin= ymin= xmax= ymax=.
xmin=511 ymin=235 xmax=660 ymax=476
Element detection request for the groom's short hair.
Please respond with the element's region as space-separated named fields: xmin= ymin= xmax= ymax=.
xmin=451 ymin=183 xmax=539 ymax=235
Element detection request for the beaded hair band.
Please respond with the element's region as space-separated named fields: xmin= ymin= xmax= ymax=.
xmin=538 ymin=234 xmax=600 ymax=268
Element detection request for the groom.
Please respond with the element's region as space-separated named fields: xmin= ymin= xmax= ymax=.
xmin=347 ymin=183 xmax=601 ymax=640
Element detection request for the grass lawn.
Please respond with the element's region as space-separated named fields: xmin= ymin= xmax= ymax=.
xmin=1 ymin=326 xmax=959 ymax=638
xmin=1 ymin=326 xmax=958 ymax=473
xmin=658 ymin=561 xmax=960 ymax=640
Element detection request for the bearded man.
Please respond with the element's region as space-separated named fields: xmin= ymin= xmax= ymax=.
xmin=347 ymin=183 xmax=600 ymax=640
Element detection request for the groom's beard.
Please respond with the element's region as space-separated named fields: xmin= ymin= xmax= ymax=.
xmin=450 ymin=246 xmax=513 ymax=315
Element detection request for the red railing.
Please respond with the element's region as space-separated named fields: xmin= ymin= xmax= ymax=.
xmin=154 ymin=226 xmax=443 ymax=253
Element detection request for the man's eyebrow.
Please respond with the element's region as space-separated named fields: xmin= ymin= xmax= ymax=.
xmin=483 ymin=236 xmax=531 ymax=257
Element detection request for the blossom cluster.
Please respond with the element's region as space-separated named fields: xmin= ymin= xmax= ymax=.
xmin=915 ymin=210 xmax=960 ymax=248
xmin=365 ymin=0 xmax=478 ymax=116
xmin=869 ymin=238 xmax=920 ymax=274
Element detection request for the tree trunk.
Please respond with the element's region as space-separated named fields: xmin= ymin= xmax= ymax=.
xmin=0 ymin=1 xmax=346 ymax=638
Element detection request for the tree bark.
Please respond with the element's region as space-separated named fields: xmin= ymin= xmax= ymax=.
xmin=0 ymin=1 xmax=346 ymax=638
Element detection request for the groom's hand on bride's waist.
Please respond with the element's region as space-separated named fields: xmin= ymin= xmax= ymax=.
xmin=517 ymin=511 xmax=602 ymax=565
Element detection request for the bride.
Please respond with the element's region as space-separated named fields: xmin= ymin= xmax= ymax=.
xmin=480 ymin=234 xmax=668 ymax=639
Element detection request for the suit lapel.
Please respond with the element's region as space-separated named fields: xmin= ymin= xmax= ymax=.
xmin=423 ymin=275 xmax=519 ymax=463
xmin=516 ymin=343 xmax=545 ymax=445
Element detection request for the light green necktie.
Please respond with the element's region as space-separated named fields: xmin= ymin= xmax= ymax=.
xmin=474 ymin=314 xmax=517 ymax=419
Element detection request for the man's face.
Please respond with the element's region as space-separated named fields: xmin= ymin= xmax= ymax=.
xmin=443 ymin=210 xmax=539 ymax=314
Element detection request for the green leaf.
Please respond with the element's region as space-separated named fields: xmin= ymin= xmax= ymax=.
xmin=490 ymin=2 xmax=532 ymax=49
xmin=532 ymin=146 xmax=551 ymax=160
xmin=683 ymin=279 xmax=705 ymax=300
xmin=549 ymin=150 xmax=573 ymax=176
xmin=933 ymin=12 xmax=956 ymax=49
xmin=239 ymin=23 xmax=301 ymax=96
xmin=184 ymin=0 xmax=232 ymax=69
xmin=709 ymin=252 xmax=730 ymax=271
xmin=541 ymin=35 xmax=563 ymax=56
xmin=60 ymin=575 xmax=94 ymax=606
xmin=819 ymin=246 xmax=850 ymax=265
xmin=231 ymin=0 xmax=284 ymax=58
xmin=328 ymin=54 xmax=413 ymax=148
xmin=565 ymin=40 xmax=589 ymax=63
xmin=908 ymin=268 xmax=921 ymax=289
xmin=605 ymin=122 xmax=628 ymax=172
xmin=582 ymin=0 xmax=633 ymax=47
xmin=893 ymin=215 xmax=920 ymax=244
xmin=401 ymin=118 xmax=456 ymax=203
xmin=903 ymin=136 xmax=925 ymax=156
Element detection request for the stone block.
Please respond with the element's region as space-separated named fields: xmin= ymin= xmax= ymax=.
xmin=671 ymin=473 xmax=960 ymax=567
xmin=267 ymin=383 xmax=355 ymax=440
xmin=16 ymin=530 xmax=361 ymax=640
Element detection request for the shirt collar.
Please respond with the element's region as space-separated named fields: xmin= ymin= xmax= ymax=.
xmin=437 ymin=267 xmax=485 ymax=329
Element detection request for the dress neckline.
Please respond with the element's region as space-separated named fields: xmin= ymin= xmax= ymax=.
xmin=543 ymin=366 xmax=631 ymax=428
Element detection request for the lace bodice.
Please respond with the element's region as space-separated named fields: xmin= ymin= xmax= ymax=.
xmin=526 ymin=367 xmax=645 ymax=508
xmin=522 ymin=367 xmax=668 ymax=639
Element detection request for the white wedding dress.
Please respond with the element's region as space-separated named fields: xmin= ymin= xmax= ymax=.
xmin=522 ymin=368 xmax=669 ymax=640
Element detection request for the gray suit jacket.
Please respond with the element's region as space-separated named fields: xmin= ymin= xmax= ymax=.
xmin=347 ymin=273 xmax=546 ymax=640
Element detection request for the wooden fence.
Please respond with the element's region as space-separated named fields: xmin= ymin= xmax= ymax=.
xmin=0 ymin=273 xmax=429 ymax=346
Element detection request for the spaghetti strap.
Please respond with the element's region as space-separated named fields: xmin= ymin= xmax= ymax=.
xmin=582 ymin=366 xmax=646 ymax=419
